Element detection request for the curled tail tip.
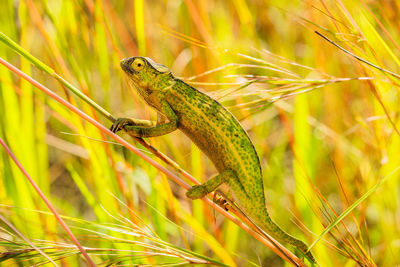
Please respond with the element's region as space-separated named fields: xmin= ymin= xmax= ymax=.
xmin=306 ymin=252 xmax=317 ymax=265
xmin=293 ymin=240 xmax=316 ymax=264
xmin=300 ymin=248 xmax=317 ymax=265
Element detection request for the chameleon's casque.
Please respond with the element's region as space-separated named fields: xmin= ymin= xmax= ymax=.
xmin=112 ymin=56 xmax=315 ymax=263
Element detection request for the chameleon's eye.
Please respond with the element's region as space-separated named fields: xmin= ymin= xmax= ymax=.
xmin=132 ymin=58 xmax=145 ymax=72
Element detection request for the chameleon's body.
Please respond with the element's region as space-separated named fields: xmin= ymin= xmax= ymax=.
xmin=111 ymin=57 xmax=314 ymax=262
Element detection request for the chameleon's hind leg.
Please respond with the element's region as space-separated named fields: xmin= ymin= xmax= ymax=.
xmin=187 ymin=171 xmax=316 ymax=263
xmin=186 ymin=169 xmax=235 ymax=199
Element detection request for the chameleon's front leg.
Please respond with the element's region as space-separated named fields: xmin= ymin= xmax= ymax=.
xmin=110 ymin=100 xmax=178 ymax=138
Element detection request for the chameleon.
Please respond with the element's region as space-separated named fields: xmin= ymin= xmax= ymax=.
xmin=111 ymin=56 xmax=315 ymax=263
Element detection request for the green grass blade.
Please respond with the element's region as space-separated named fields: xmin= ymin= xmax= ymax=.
xmin=0 ymin=32 xmax=114 ymax=121
xmin=308 ymin=165 xmax=400 ymax=250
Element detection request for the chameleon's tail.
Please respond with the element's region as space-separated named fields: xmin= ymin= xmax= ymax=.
xmin=257 ymin=208 xmax=316 ymax=264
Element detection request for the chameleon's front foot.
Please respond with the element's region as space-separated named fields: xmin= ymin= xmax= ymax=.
xmin=110 ymin=118 xmax=135 ymax=133
xmin=186 ymin=185 xmax=209 ymax=199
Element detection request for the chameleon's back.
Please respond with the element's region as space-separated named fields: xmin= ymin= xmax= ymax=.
xmin=165 ymin=79 xmax=266 ymax=209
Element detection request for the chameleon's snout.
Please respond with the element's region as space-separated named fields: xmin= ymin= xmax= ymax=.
xmin=120 ymin=57 xmax=134 ymax=74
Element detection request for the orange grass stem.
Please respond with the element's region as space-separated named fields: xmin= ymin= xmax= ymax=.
xmin=0 ymin=137 xmax=95 ymax=267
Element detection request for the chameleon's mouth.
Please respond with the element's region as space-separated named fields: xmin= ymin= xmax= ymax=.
xmin=120 ymin=57 xmax=134 ymax=74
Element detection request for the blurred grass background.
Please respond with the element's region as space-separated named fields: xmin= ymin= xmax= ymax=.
xmin=1 ymin=0 xmax=400 ymax=266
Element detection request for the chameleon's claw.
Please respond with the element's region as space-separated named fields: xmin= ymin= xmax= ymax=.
xmin=213 ymin=194 xmax=229 ymax=211
xmin=110 ymin=123 xmax=116 ymax=133
xmin=110 ymin=118 xmax=134 ymax=133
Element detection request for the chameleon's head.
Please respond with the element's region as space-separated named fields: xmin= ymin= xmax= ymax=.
xmin=120 ymin=57 xmax=172 ymax=98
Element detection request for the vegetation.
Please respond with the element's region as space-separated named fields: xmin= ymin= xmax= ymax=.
xmin=1 ymin=1 xmax=399 ymax=266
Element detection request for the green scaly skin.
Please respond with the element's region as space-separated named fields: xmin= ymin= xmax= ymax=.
xmin=111 ymin=56 xmax=315 ymax=263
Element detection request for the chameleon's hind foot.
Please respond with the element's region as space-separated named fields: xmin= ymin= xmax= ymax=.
xmin=186 ymin=185 xmax=209 ymax=199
